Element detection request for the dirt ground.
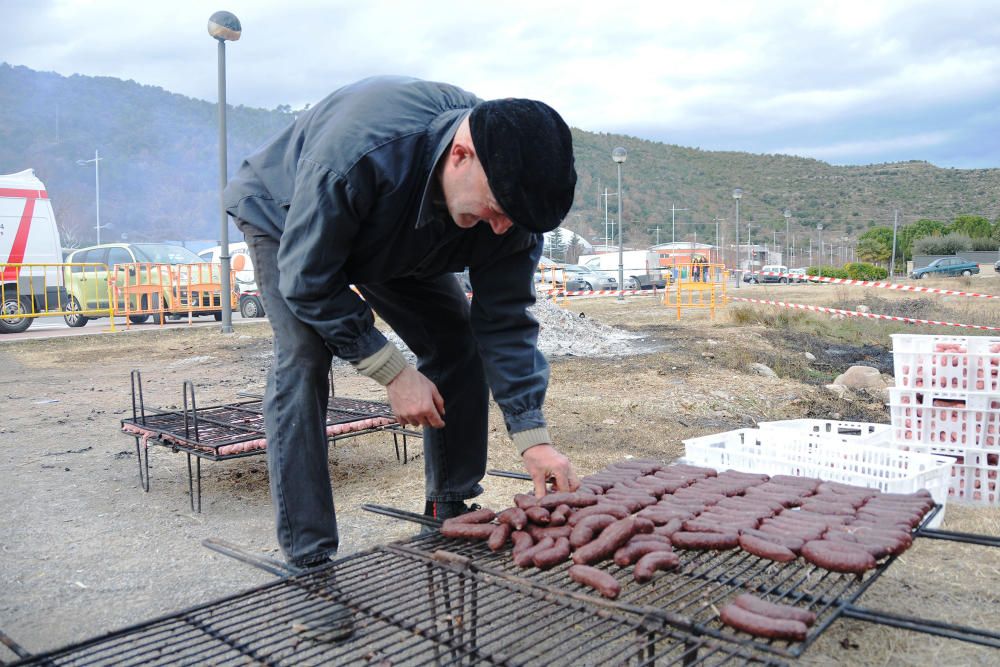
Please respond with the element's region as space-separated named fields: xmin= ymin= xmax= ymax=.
xmin=1 ymin=281 xmax=999 ymax=665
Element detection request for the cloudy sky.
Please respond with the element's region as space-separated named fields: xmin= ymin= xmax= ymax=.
xmin=4 ymin=0 xmax=999 ymax=168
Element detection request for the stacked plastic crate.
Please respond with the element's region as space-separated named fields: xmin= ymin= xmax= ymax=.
xmin=889 ymin=334 xmax=1000 ymax=506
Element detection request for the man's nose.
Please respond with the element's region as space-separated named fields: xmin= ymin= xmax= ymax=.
xmin=489 ymin=218 xmax=513 ymax=235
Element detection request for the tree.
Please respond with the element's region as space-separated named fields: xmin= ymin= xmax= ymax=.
xmin=949 ymin=215 xmax=992 ymax=239
xmin=899 ymin=218 xmax=947 ymax=260
xmin=565 ymin=236 xmax=583 ymax=264
xmin=856 ymin=226 xmax=894 ymax=265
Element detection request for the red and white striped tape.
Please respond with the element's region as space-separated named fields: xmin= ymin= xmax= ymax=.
xmin=729 ymin=296 xmax=1000 ymax=331
xmin=750 ymin=270 xmax=1000 ymax=299
xmin=540 ymin=288 xmax=656 ymax=297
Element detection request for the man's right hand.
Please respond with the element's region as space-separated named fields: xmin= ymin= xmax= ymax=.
xmin=386 ymin=366 xmax=446 ymax=428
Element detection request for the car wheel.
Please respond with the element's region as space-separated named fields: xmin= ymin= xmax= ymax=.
xmin=913 ymin=273 xmax=922 ymax=279
xmin=240 ymin=296 xmax=264 ymax=318
xmin=582 ymin=281 xmax=592 ymax=291
xmin=779 ymin=278 xmax=788 ymax=284
xmin=962 ymin=270 xmax=972 ymax=277
xmin=0 ymin=296 xmax=33 ymax=333
xmin=213 ymin=312 xmax=223 ymax=321
xmin=750 ymin=277 xmax=758 ymax=284
xmin=128 ymin=314 xmax=150 ymax=324
xmin=64 ymin=296 xmax=89 ymax=327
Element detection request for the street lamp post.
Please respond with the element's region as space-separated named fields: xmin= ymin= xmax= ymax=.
xmin=670 ymin=204 xmax=689 ymax=244
xmin=612 ymin=147 xmax=627 ymax=300
xmin=733 ymin=188 xmax=742 ymax=288
xmin=208 ymin=10 xmax=241 ymax=334
xmin=817 ymin=223 xmax=823 ymax=280
xmin=747 ymin=223 xmax=756 ymax=274
xmin=783 ymin=209 xmax=791 ymax=266
xmin=76 ymin=150 xmax=104 ymax=244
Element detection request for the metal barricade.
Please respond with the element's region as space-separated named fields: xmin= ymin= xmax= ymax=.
xmin=113 ymin=262 xmax=173 ymax=325
xmin=663 ymin=261 xmax=728 ymax=320
xmin=1 ymin=262 xmax=115 ymax=332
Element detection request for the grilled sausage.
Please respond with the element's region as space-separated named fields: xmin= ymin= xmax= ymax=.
xmin=801 ymin=540 xmax=876 ymax=573
xmin=567 ymin=504 xmax=630 ymax=525
xmin=720 ymin=603 xmax=808 ymax=641
xmin=526 ymin=524 xmax=573 ymax=541
xmin=671 ymin=531 xmax=740 ymax=550
xmin=533 ymin=537 xmax=572 ymax=569
xmin=513 ymin=493 xmax=539 ymax=510
xmin=653 ymin=518 xmax=685 ymax=538
xmin=738 ymin=533 xmax=798 ymax=562
xmin=538 ymin=492 xmax=599 ymax=509
xmin=440 ymin=522 xmax=496 ymax=540
xmin=732 ymin=594 xmax=816 ymax=626
xmin=568 ymin=564 xmax=621 ymax=599
xmin=569 ymin=514 xmax=618 ymax=547
xmin=614 ymin=540 xmax=673 ymax=567
xmin=447 ymin=508 xmax=496 ymax=524
xmin=633 ymin=551 xmax=681 ymax=582
xmin=488 ymin=523 xmax=512 ymax=551
xmin=498 ymin=507 xmax=528 ymax=530
xmin=738 ymin=528 xmax=804 ymax=554
xmin=510 ymin=530 xmax=533 ymax=556
xmin=572 ymin=516 xmax=650 ymax=565
xmin=513 ymin=536 xmax=554 ymax=568
xmin=548 ymin=504 xmax=572 ymax=527
xmin=524 ymin=506 xmax=551 ymax=525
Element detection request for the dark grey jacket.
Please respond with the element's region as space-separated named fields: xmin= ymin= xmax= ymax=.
xmin=224 ymin=76 xmax=549 ymax=437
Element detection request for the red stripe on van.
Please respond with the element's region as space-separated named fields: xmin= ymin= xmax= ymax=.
xmin=2 ymin=190 xmax=44 ymax=282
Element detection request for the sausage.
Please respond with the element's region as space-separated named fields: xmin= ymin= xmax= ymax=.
xmin=513 ymin=493 xmax=539 ymax=510
xmin=801 ymin=540 xmax=876 ymax=573
xmin=447 ymin=508 xmax=496 ymax=524
xmin=732 ymin=594 xmax=816 ymax=626
xmin=567 ymin=503 xmax=631 ymax=525
xmin=549 ymin=504 xmax=572 ymax=527
xmin=633 ymin=551 xmax=681 ymax=582
xmin=513 ymin=536 xmax=554 ymax=568
xmin=538 ymin=492 xmax=599 ymax=509
xmin=653 ymin=518 xmax=684 ymax=538
xmin=526 ymin=524 xmax=573 ymax=541
xmin=798 ymin=500 xmax=857 ymax=516
xmin=569 ymin=514 xmax=618 ymax=548
xmin=524 ymin=506 xmax=551 ymax=525
xmin=440 ymin=522 xmax=496 ymax=540
xmin=533 ymin=536 xmax=572 ymax=569
xmin=613 ymin=540 xmax=673 ymax=567
xmin=637 ymin=508 xmax=695 ymax=525
xmin=568 ymin=564 xmax=622 ymax=599
xmin=671 ymin=531 xmax=740 ymax=550
xmin=572 ymin=516 xmax=649 ymax=565
xmin=683 ymin=518 xmax=756 ymax=533
xmin=738 ymin=533 xmax=798 ymax=562
xmin=498 ymin=507 xmax=528 ymax=531
xmin=510 ymin=530 xmax=533 ymax=556
xmin=488 ymin=523 xmax=512 ymax=551
xmin=720 ymin=604 xmax=808 ymax=641
xmin=739 ymin=528 xmax=804 ymax=554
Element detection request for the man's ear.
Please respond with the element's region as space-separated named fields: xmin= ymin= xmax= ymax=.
xmin=450 ymin=138 xmax=476 ymax=166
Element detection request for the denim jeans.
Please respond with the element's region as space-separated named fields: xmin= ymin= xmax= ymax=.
xmin=240 ymin=222 xmax=488 ymax=566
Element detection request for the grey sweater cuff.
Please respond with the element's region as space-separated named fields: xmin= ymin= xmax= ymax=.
xmin=354 ymin=342 xmax=409 ymax=386
xmin=512 ymin=427 xmax=552 ymax=455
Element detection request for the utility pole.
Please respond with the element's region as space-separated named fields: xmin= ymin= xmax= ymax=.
xmin=714 ymin=217 xmax=725 ymax=265
xmin=649 ymin=225 xmax=662 ymax=246
xmin=670 ymin=204 xmax=689 ymax=244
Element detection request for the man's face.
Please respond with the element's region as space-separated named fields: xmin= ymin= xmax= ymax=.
xmin=442 ymin=149 xmax=514 ymax=236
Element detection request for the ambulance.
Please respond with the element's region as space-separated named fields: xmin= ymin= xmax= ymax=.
xmin=0 ymin=169 xmax=66 ymax=333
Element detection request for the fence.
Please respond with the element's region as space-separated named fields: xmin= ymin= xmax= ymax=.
xmin=663 ymin=262 xmax=728 ymax=320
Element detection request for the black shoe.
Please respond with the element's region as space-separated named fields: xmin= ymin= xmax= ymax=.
xmin=420 ymin=501 xmax=481 ymax=534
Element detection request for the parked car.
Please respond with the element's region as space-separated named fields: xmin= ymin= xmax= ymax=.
xmin=743 ymin=265 xmax=790 ymax=284
xmin=910 ymin=257 xmax=980 ymax=279
xmin=239 ymin=291 xmax=266 ymax=319
xmin=562 ymin=264 xmax=618 ymax=291
xmin=788 ymin=268 xmax=809 ymax=283
xmin=994 ymin=259 xmax=1000 ymax=274
xmin=63 ymin=242 xmax=233 ymax=326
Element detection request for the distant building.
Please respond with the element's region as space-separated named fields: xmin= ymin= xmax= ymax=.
xmin=650 ymin=242 xmax=719 ymax=267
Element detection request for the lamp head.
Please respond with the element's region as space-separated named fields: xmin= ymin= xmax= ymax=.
xmin=208 ymin=11 xmax=241 ymax=41
xmin=611 ymin=147 xmax=627 ymax=163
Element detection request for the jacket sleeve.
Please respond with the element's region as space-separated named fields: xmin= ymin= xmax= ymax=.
xmin=276 ymin=158 xmax=391 ymax=365
xmin=468 ymin=238 xmax=551 ymax=453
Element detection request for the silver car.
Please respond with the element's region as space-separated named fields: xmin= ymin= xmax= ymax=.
xmin=563 ymin=264 xmax=617 ymax=291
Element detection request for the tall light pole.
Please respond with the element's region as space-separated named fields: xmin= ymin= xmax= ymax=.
xmin=714 ymin=217 xmax=725 ymax=265
xmin=670 ymin=203 xmax=689 ymax=244
xmin=817 ymin=223 xmax=823 ymax=280
xmin=889 ymin=209 xmax=899 ymax=278
xmin=747 ymin=223 xmax=756 ymax=273
xmin=783 ymin=209 xmax=791 ymax=267
xmin=612 ymin=147 xmax=627 ymax=300
xmin=208 ymin=10 xmax=241 ymax=334
xmin=76 ymin=150 xmax=104 ymax=244
xmin=733 ymin=188 xmax=743 ymax=288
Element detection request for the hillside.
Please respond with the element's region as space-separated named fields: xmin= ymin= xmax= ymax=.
xmin=2 ymin=63 xmax=998 ymax=249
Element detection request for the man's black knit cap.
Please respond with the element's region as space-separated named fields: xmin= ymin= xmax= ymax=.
xmin=469 ymin=99 xmax=577 ymax=233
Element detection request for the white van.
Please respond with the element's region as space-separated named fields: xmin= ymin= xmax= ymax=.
xmin=197 ymin=241 xmax=265 ymax=318
xmin=578 ymin=250 xmax=666 ymax=290
xmin=0 ymin=169 xmax=66 ymax=333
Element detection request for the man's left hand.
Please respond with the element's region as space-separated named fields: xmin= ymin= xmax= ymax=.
xmin=522 ymin=444 xmax=580 ymax=497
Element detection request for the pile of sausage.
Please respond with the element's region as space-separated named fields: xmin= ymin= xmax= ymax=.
xmin=438 ymin=460 xmax=934 ymax=604
xmin=719 ymin=594 xmax=817 ymax=642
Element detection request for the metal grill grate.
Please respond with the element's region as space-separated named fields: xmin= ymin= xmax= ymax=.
xmin=12 ymin=545 xmax=785 ymax=667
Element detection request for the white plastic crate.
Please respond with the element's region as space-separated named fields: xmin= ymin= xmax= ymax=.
xmin=891 ymin=333 xmax=1000 ymax=393
xmin=757 ymin=419 xmax=890 ymax=446
xmin=888 ymin=442 xmax=999 ymax=507
xmin=888 ymin=387 xmax=1000 ymax=450
xmin=682 ymin=428 xmax=953 ymax=527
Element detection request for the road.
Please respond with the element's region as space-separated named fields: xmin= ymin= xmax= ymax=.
xmin=1 ymin=311 xmax=262 ymax=342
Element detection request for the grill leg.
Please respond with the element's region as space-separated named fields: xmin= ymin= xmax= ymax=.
xmin=186 ymin=453 xmax=202 ymax=513
xmin=403 ymin=435 xmax=408 ymax=465
xmin=393 ymin=432 xmax=400 ymax=462
xmin=134 ymin=436 xmax=150 ymax=492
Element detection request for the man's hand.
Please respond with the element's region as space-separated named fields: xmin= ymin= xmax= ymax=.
xmin=522 ymin=444 xmax=580 ymax=497
xmin=386 ymin=366 xmax=446 ymax=428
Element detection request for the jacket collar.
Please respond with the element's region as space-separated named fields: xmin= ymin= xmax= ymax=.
xmin=415 ymin=109 xmax=472 ymax=229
